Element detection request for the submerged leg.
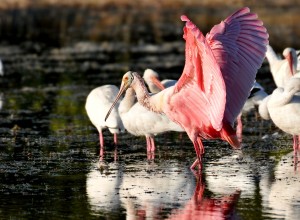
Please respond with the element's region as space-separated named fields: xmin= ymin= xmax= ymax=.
xmin=99 ymin=130 xmax=104 ymax=148
xmin=99 ymin=131 xmax=104 ymax=161
xmin=113 ymin=133 xmax=118 ymax=146
xmin=150 ymin=137 xmax=156 ymax=153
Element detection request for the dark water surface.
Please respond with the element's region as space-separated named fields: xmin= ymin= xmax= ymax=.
xmin=0 ymin=4 xmax=299 ymax=219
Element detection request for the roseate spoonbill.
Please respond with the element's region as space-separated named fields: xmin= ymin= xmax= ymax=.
xmin=85 ymin=85 xmax=124 ymax=159
xmin=143 ymin=68 xmax=177 ymax=93
xmin=258 ymin=77 xmax=300 ymax=158
xmin=119 ymin=87 xmax=184 ymax=158
xmin=265 ymin=45 xmax=298 ymax=87
xmin=236 ymin=82 xmax=268 ymax=141
xmin=106 ymin=7 xmax=269 ymax=170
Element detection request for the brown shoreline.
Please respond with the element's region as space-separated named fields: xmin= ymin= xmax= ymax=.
xmin=0 ymin=0 xmax=299 ymax=50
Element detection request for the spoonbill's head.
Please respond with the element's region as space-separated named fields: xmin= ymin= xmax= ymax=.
xmin=283 ymin=47 xmax=297 ymax=75
xmin=143 ymin=69 xmax=165 ymax=92
xmin=105 ymin=71 xmax=135 ymax=121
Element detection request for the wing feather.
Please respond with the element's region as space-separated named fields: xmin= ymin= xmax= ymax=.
xmin=173 ymin=14 xmax=226 ymax=131
xmin=206 ymin=7 xmax=269 ymax=123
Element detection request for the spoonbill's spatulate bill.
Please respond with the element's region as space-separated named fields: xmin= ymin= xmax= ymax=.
xmin=106 ymin=7 xmax=269 ymax=170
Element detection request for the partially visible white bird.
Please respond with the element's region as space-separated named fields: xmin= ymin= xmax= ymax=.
xmin=258 ymin=77 xmax=300 ymax=157
xmin=260 ymin=151 xmax=300 ymax=219
xmin=85 ymin=85 xmax=124 ymax=158
xmin=143 ymin=69 xmax=177 ymax=93
xmin=236 ymin=82 xmax=268 ymax=142
xmin=118 ymin=87 xmax=184 ymax=157
xmin=266 ymin=45 xmax=298 ymax=87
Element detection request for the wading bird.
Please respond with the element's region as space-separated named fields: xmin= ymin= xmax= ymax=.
xmin=106 ymin=7 xmax=268 ymax=170
xmin=258 ymin=77 xmax=300 ymax=159
xmin=119 ymin=87 xmax=184 ymax=159
xmin=85 ymin=85 xmax=124 ymax=159
xmin=266 ymin=45 xmax=298 ymax=87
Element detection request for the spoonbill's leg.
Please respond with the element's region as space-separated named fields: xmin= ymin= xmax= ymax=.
xmin=114 ymin=133 xmax=118 ymax=146
xmin=190 ymin=137 xmax=205 ymax=171
xmin=146 ymin=136 xmax=151 ymax=153
xmin=293 ymin=135 xmax=298 ymax=156
xmin=99 ymin=131 xmax=104 ymax=161
xmin=150 ymin=137 xmax=155 ymax=153
xmin=99 ymin=131 xmax=104 ymax=148
xmin=236 ymin=113 xmax=243 ymax=143
xmin=293 ymin=135 xmax=299 ymax=171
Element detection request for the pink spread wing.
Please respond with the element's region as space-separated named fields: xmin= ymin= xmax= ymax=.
xmin=206 ymin=7 xmax=269 ymax=124
xmin=173 ymin=15 xmax=226 ymax=131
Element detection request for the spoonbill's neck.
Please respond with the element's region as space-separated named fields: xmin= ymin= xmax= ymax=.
xmin=131 ymin=73 xmax=163 ymax=113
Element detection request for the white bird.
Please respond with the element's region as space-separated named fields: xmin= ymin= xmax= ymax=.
xmin=236 ymin=82 xmax=268 ymax=142
xmin=265 ymin=45 xmax=298 ymax=88
xmin=85 ymin=85 xmax=124 ymax=158
xmin=118 ymin=87 xmax=184 ymax=157
xmin=143 ymin=68 xmax=177 ymax=93
xmin=258 ymin=77 xmax=300 ymax=157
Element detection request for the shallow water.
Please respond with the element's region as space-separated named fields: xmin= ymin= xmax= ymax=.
xmin=0 ymin=42 xmax=299 ymax=220
xmin=0 ymin=10 xmax=299 ymax=218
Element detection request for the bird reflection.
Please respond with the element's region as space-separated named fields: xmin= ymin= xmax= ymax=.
xmin=167 ymin=176 xmax=240 ymax=220
xmin=86 ymin=159 xmax=241 ymax=219
xmin=260 ymin=151 xmax=300 ymax=219
xmin=205 ymin=153 xmax=256 ymax=199
xmin=86 ymin=161 xmax=122 ymax=216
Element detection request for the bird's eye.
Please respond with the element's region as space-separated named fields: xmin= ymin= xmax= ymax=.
xmin=124 ymin=76 xmax=128 ymax=81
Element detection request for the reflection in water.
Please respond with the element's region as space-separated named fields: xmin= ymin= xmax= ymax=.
xmin=260 ymin=151 xmax=300 ymax=219
xmin=119 ymin=162 xmax=195 ymax=219
xmin=205 ymin=153 xmax=256 ymax=198
xmin=86 ymin=162 xmax=122 ymax=216
xmin=86 ymin=160 xmax=241 ymax=219
xmin=168 ymin=177 xmax=240 ymax=220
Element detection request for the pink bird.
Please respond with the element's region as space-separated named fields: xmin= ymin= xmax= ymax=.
xmin=105 ymin=7 xmax=269 ymax=170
